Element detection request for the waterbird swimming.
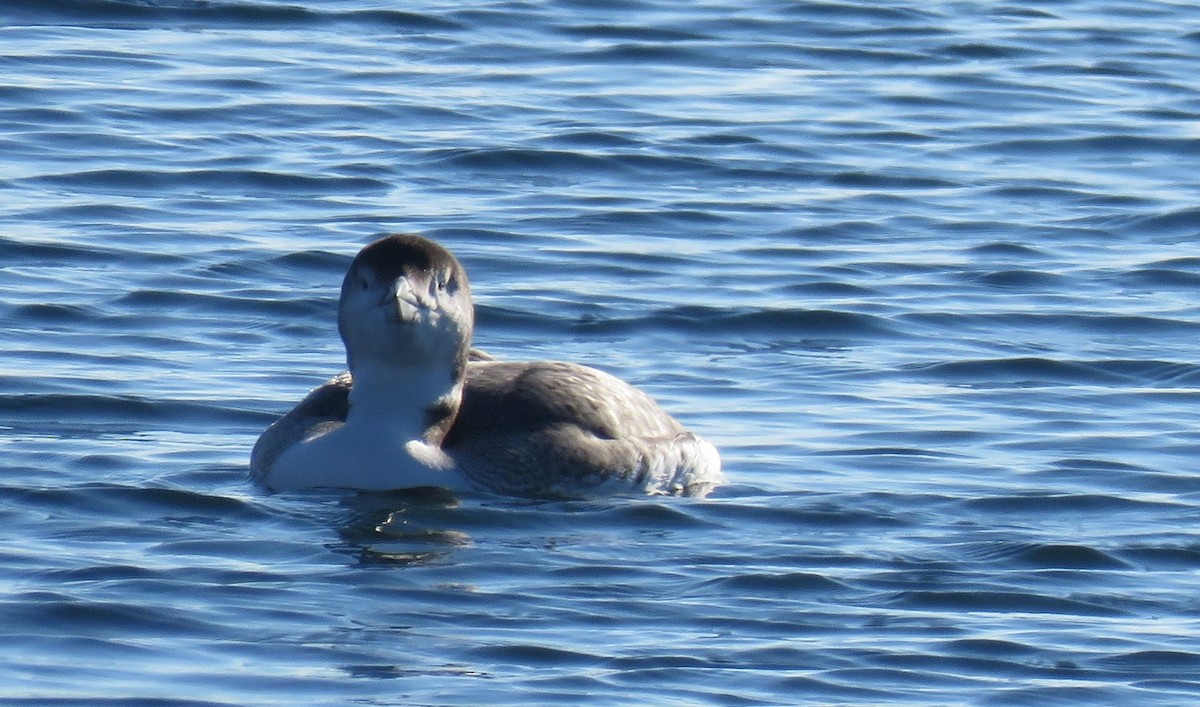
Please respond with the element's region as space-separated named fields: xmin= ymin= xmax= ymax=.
xmin=251 ymin=234 xmax=723 ymax=497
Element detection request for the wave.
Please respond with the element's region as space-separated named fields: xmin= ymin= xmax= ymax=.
xmin=0 ymin=235 xmax=184 ymax=266
xmin=903 ymin=312 xmax=1200 ymax=337
xmin=25 ymin=168 xmax=390 ymax=195
xmin=890 ymin=589 xmax=1126 ymax=617
xmin=706 ymin=571 xmax=849 ymax=595
xmin=966 ymin=241 xmax=1052 ymax=259
xmin=1123 ymin=207 xmax=1200 ymax=235
xmin=567 ymin=42 xmax=717 ymax=65
xmin=963 ymin=493 xmax=1179 ymax=515
xmin=476 ymin=303 xmax=900 ymax=339
xmin=973 ymin=135 xmax=1200 ymax=158
xmin=0 ymin=393 xmax=267 ymax=426
xmin=907 ymin=357 xmax=1200 ymax=386
xmin=7 ymin=482 xmax=261 ymax=518
xmin=558 ymin=23 xmax=709 ymax=43
xmin=426 ymin=146 xmax=730 ymax=180
xmin=973 ymin=269 xmax=1064 ymax=289
xmin=3 ymin=0 xmax=461 ymax=31
xmin=956 ymin=540 xmax=1130 ymax=570
xmin=116 ymin=288 xmax=332 ymax=319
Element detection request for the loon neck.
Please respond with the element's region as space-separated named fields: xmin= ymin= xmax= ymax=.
xmin=347 ymin=358 xmax=462 ymax=443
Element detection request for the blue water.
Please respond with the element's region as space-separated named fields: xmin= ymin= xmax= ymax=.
xmin=3 ymin=1 xmax=1200 ymax=704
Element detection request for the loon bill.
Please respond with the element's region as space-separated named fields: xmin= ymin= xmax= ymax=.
xmin=250 ymin=234 xmax=723 ymax=498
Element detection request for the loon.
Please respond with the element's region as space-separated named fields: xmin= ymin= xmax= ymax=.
xmin=250 ymin=234 xmax=723 ymax=498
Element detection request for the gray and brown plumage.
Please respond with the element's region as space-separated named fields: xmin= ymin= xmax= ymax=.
xmin=251 ymin=234 xmax=723 ymax=497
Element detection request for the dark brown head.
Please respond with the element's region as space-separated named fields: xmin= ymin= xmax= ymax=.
xmin=337 ymin=234 xmax=473 ymax=380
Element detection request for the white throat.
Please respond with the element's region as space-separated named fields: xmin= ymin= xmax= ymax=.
xmin=346 ymin=357 xmax=458 ymax=435
xmin=264 ymin=357 xmax=467 ymax=492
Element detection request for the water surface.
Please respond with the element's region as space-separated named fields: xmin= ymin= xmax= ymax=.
xmin=2 ymin=1 xmax=1200 ymax=704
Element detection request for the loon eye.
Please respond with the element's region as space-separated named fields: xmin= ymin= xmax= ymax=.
xmin=360 ymin=276 xmax=370 ymax=291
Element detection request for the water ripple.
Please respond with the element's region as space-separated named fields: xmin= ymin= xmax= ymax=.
xmin=26 ymin=168 xmax=390 ymax=195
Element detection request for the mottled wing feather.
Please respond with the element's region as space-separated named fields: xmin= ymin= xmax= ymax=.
xmin=446 ymin=361 xmax=720 ymax=496
xmin=451 ymin=361 xmax=682 ymax=438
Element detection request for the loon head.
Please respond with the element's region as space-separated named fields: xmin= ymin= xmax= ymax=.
xmin=337 ymin=234 xmax=473 ymax=381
